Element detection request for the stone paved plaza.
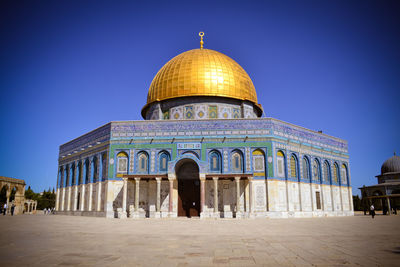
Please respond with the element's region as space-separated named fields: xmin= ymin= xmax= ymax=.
xmin=0 ymin=214 xmax=399 ymax=266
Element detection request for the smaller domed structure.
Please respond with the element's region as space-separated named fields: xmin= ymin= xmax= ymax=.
xmin=360 ymin=152 xmax=400 ymax=215
xmin=381 ymin=153 xmax=400 ymax=174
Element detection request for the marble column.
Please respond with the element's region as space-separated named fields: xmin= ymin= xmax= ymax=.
xmin=339 ymin=185 xmax=344 ymax=211
xmin=387 ymin=197 xmax=391 ymax=215
xmin=120 ymin=178 xmax=128 ymax=219
xmin=200 ymin=177 xmax=205 ymax=213
xmin=73 ymin=186 xmax=78 ymax=211
xmin=67 ymin=187 xmax=72 ymax=211
xmin=248 ymin=177 xmax=254 ymax=214
xmin=235 ymin=177 xmax=241 ymax=217
xmin=330 ymin=185 xmax=335 ymax=211
xmin=168 ymin=178 xmax=174 ymax=216
xmin=155 ymin=177 xmax=161 ymax=217
xmin=97 ymin=182 xmax=102 ymax=212
xmin=213 ymin=177 xmax=219 ymax=217
xmin=135 ymin=178 xmax=140 ymax=212
xmin=80 ymin=184 xmax=85 ymax=211
xmin=88 ymin=183 xmax=93 ymax=211
xmin=56 ymin=188 xmax=60 ymax=211
xmin=61 ymin=188 xmax=65 ymax=211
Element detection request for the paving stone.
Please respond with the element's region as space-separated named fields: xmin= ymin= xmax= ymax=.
xmin=0 ymin=214 xmax=399 ymax=266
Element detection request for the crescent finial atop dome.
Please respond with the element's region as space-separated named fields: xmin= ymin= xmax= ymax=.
xmin=199 ymin=32 xmax=204 ymax=49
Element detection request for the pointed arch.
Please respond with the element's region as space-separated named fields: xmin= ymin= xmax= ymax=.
xmin=341 ymin=163 xmax=348 ymax=185
xmin=252 ymin=149 xmax=265 ymax=177
xmin=276 ymin=150 xmax=286 ymax=178
xmin=209 ymin=150 xmax=222 ymax=172
xmin=137 ymin=151 xmax=149 ymax=173
xmin=302 ymin=156 xmax=311 ymax=181
xmin=117 ymin=151 xmax=129 ymax=174
xmin=290 ymin=153 xmax=299 ymax=180
xmin=159 ymin=150 xmax=171 ymax=172
xmin=323 ymin=160 xmax=331 ymax=184
xmin=231 ymin=149 xmax=244 ymax=173
xmin=312 ymin=158 xmax=321 ymax=183
xmin=333 ymin=162 xmax=339 ymax=184
xmin=84 ymin=159 xmax=90 ymax=184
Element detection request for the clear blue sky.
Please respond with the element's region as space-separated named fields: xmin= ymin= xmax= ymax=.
xmin=0 ymin=0 xmax=399 ymax=194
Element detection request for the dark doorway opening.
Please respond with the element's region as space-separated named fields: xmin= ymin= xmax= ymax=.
xmin=176 ymin=160 xmax=200 ymax=217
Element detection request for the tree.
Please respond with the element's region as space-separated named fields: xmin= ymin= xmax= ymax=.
xmin=24 ymin=187 xmax=56 ymax=210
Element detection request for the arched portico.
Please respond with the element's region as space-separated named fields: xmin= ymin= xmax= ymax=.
xmin=0 ymin=176 xmax=26 ymax=215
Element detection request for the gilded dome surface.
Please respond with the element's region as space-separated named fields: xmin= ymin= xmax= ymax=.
xmin=145 ymin=48 xmax=261 ymax=111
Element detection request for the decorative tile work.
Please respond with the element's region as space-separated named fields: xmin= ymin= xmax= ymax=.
xmin=195 ymin=104 xmax=207 ymax=119
xmin=208 ymin=105 xmax=218 ymax=118
xmin=60 ymin=123 xmax=111 ymax=157
xmin=129 ymin=149 xmax=134 ymax=173
xmin=110 ymin=118 xmax=348 ymax=152
xmin=150 ymin=150 xmax=156 ymax=173
xmin=223 ymin=149 xmax=229 ymax=173
xmin=245 ymin=147 xmax=251 ymax=172
xmin=233 ymin=107 xmax=240 ymax=118
xmin=184 ymin=106 xmax=194 ymax=119
xmin=170 ymin=107 xmax=183 ymax=120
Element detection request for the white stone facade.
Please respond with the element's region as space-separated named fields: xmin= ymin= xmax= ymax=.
xmin=56 ymin=178 xmax=353 ymax=218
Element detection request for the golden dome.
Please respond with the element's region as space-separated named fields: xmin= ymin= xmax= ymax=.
xmin=143 ymin=48 xmax=262 ymax=115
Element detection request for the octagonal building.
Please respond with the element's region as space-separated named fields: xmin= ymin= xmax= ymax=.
xmin=55 ymin=36 xmax=353 ymax=218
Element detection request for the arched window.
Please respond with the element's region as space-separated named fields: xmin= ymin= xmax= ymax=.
xmin=138 ymin=152 xmax=149 ymax=173
xmin=77 ymin=162 xmax=82 ymax=185
xmin=58 ymin=168 xmax=63 ymax=188
xmin=101 ymin=153 xmax=107 ymax=181
xmin=290 ymin=154 xmax=298 ymax=179
xmin=91 ymin=157 xmax=98 ymax=182
xmin=159 ymin=151 xmax=170 ymax=172
xmin=84 ymin=159 xmax=90 ymax=184
xmin=117 ymin=152 xmax=128 ymax=174
xmin=333 ymin=163 xmax=339 ymax=184
xmin=64 ymin=166 xmax=69 ymax=187
xmin=252 ymin=149 xmax=265 ymax=176
xmin=341 ymin=164 xmax=348 ymax=185
xmin=70 ymin=164 xmax=75 ymax=186
xmin=209 ymin=151 xmax=221 ymax=172
xmin=302 ymin=157 xmax=310 ymax=180
xmin=276 ymin=150 xmax=286 ymax=178
xmin=231 ymin=150 xmax=243 ymax=173
xmin=312 ymin=159 xmax=321 ymax=182
xmin=323 ymin=161 xmax=331 ymax=183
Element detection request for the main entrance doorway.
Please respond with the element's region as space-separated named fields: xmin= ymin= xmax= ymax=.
xmin=176 ymin=160 xmax=200 ymax=217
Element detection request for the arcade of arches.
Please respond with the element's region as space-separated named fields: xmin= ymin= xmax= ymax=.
xmin=0 ymin=176 xmax=37 ymax=215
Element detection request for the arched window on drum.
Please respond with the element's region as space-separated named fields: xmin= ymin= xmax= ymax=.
xmin=276 ymin=150 xmax=286 ymax=178
xmin=341 ymin=164 xmax=348 ymax=185
xmin=290 ymin=154 xmax=299 ymax=180
xmin=209 ymin=150 xmax=222 ymax=172
xmin=117 ymin=152 xmax=128 ymax=174
xmin=231 ymin=150 xmax=243 ymax=173
xmin=138 ymin=151 xmax=149 ymax=173
xmin=252 ymin=149 xmax=265 ymax=177
xmin=159 ymin=151 xmax=170 ymax=172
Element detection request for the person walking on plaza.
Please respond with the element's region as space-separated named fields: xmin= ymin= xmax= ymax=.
xmin=3 ymin=203 xmax=7 ymax=215
xmin=10 ymin=204 xmax=15 ymax=216
xmin=370 ymin=204 xmax=375 ymax=219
